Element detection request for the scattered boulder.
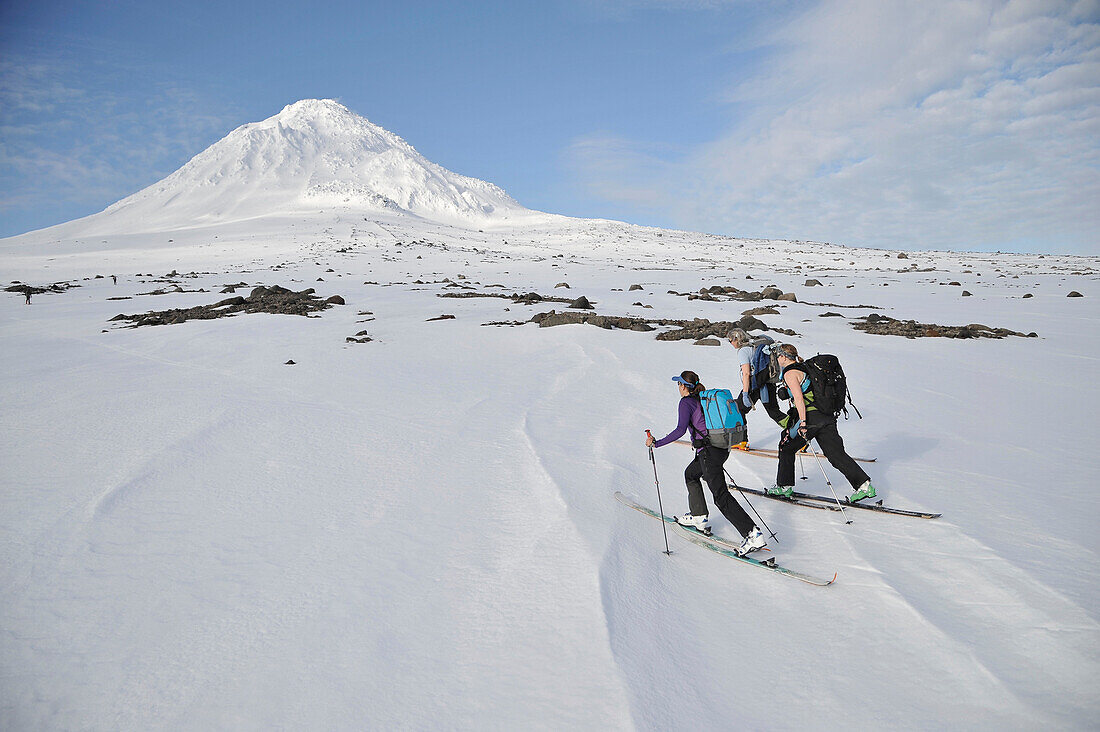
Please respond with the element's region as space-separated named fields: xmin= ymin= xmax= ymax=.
xmin=897 ymin=253 xmax=909 ymax=259
xmin=804 ymin=279 xmax=822 ymax=287
xmin=693 ymin=338 xmax=721 ymax=346
xmin=820 ymin=312 xmax=844 ymax=318
xmin=1068 ymin=291 xmax=1083 ymax=297
xmin=325 ymin=295 xmax=345 ymax=305
xmin=285 ymin=360 xmax=296 ymax=365
xmin=777 ymin=292 xmax=797 ymax=302
xmin=761 ymin=287 xmax=783 ymax=300
xmin=962 ymin=291 xmax=972 ymax=297
xmin=554 ymin=282 xmax=570 ymax=288
xmin=568 ymin=296 xmax=594 ymax=309
xmin=427 ymin=314 xmax=456 ymax=321
xmin=742 ymin=306 xmax=779 ymax=316
xmin=1023 ymin=293 xmax=1034 ymax=299
xmin=629 ymin=284 xmax=644 ymax=291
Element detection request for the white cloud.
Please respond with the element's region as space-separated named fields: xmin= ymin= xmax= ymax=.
xmin=570 ymin=0 xmax=1100 ymax=252
xmin=0 ymin=55 xmax=240 ymax=229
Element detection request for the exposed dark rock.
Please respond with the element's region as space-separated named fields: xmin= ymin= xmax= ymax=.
xmin=962 ymin=291 xmax=972 ymax=296
xmin=777 ymin=292 xmax=797 ymax=302
xmin=568 ymin=296 xmax=594 ymax=309
xmin=694 ymin=338 xmax=721 ymax=346
xmin=554 ymin=282 xmax=570 ymax=288
xmin=820 ymin=312 xmax=844 ymax=317
xmin=427 ymin=314 xmax=456 ymax=321
xmin=761 ymin=287 xmax=783 ymax=299
xmin=1068 ymin=291 xmax=1083 ymax=297
xmin=805 ymin=279 xmax=823 ymax=287
xmin=1023 ymin=293 xmax=1033 ymax=298
xmin=853 ymin=313 xmax=1031 ymax=339
xmin=742 ymin=306 xmax=780 ymax=316
xmin=629 ymin=284 xmax=644 ymax=291
xmin=5 ymin=282 xmax=78 ymax=298
xmin=737 ymin=315 xmax=768 ymax=331
xmin=110 ymin=286 xmax=343 ymax=328
xmin=285 ymin=360 xmax=296 ymax=365
xmin=897 ymin=253 xmax=909 ymax=259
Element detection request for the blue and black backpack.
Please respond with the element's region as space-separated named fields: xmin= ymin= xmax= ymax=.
xmin=699 ymin=389 xmax=747 ymax=448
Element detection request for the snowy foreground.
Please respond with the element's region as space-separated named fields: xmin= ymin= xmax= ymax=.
xmin=1 ymin=213 xmax=1098 ymax=730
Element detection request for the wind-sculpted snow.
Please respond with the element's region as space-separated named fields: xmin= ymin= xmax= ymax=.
xmin=1 ymin=206 xmax=1098 ymax=728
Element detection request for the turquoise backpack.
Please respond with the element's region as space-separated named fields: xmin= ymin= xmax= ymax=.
xmin=699 ymin=389 xmax=746 ymax=448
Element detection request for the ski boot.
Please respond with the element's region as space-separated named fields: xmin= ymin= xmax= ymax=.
xmin=676 ymin=513 xmax=711 ymax=536
xmin=766 ymin=484 xmax=794 ymax=498
xmin=736 ymin=527 xmax=767 ymax=556
xmin=848 ymin=480 xmax=876 ymax=503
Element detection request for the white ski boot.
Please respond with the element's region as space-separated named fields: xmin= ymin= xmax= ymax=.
xmin=736 ymin=526 xmax=767 ymax=556
xmin=676 ymin=513 xmax=711 ymax=535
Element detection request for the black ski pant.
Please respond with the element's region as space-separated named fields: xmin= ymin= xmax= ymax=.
xmin=748 ymin=382 xmax=787 ymax=425
xmin=777 ymin=413 xmax=870 ymax=489
xmin=685 ymin=445 xmax=755 ymax=537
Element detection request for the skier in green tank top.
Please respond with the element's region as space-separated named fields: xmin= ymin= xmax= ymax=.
xmin=769 ymin=343 xmax=875 ymax=503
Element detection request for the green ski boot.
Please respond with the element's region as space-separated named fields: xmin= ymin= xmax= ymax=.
xmin=766 ymin=484 xmax=794 ymax=498
xmin=848 ymin=481 xmax=876 ymax=503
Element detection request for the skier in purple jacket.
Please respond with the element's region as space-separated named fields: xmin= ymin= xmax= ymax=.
xmin=646 ymin=370 xmax=767 ymax=556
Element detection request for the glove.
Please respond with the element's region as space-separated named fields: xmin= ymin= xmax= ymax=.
xmin=741 ymin=392 xmax=752 ymax=409
xmin=789 ymin=419 xmax=804 ymax=440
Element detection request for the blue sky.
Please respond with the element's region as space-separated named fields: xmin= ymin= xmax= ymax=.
xmin=1 ymin=0 xmax=1097 ymax=253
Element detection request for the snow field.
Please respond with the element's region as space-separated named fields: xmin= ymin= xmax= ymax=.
xmin=1 ymin=213 xmax=1098 ymax=729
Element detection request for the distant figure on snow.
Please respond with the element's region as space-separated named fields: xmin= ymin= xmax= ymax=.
xmin=111 ymin=275 xmax=117 ymax=285
xmin=770 ymin=344 xmax=875 ymax=503
xmin=24 ymin=290 xmax=31 ymax=305
xmin=645 ymin=370 xmax=767 ymax=556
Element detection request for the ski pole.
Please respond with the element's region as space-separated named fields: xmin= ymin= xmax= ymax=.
xmin=722 ymin=466 xmax=778 ymax=543
xmin=645 ymin=430 xmax=673 ymax=555
xmin=802 ymin=433 xmax=852 ymax=525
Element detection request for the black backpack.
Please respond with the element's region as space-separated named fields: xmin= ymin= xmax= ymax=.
xmin=802 ymin=354 xmax=862 ymax=420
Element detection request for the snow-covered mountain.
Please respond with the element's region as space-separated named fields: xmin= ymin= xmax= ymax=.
xmin=46 ymin=99 xmax=544 ymax=236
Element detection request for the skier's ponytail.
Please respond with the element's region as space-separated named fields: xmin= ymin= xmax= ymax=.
xmin=680 ymin=370 xmax=705 ymax=397
xmin=774 ymin=344 xmax=802 ymax=363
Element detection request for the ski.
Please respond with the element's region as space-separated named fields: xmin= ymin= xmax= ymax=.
xmin=674 ymin=439 xmax=876 ymax=463
xmin=730 ymin=485 xmax=942 ymax=519
xmin=614 ymin=492 xmax=836 ymax=586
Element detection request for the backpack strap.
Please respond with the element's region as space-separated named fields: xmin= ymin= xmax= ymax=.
xmin=780 ymin=363 xmax=817 ymax=411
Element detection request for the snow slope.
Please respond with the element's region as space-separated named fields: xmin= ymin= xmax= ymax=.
xmin=1 ymin=212 xmax=1097 ymax=730
xmin=1 ymin=102 xmax=1098 ymax=729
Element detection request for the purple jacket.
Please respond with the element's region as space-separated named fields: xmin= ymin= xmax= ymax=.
xmin=654 ymin=396 xmax=708 ymax=451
